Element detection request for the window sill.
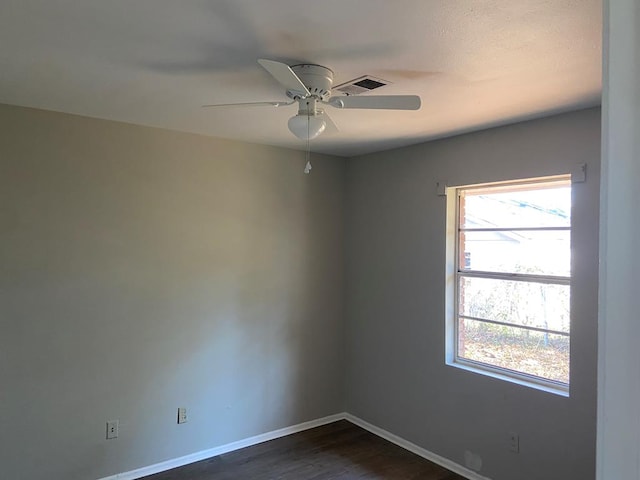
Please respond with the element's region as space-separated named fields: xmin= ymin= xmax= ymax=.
xmin=447 ymin=358 xmax=570 ymax=397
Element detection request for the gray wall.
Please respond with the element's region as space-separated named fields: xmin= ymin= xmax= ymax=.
xmin=0 ymin=104 xmax=345 ymax=480
xmin=0 ymin=103 xmax=602 ymax=480
xmin=345 ymin=108 xmax=600 ymax=480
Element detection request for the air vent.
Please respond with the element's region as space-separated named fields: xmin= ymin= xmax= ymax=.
xmin=334 ymin=75 xmax=391 ymax=95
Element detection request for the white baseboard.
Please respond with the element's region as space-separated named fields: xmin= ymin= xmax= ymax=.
xmin=344 ymin=413 xmax=492 ymax=480
xmin=97 ymin=413 xmax=345 ymax=480
xmin=99 ymin=412 xmax=491 ymax=480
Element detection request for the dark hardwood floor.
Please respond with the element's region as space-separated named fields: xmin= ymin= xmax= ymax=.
xmin=142 ymin=420 xmax=466 ymax=480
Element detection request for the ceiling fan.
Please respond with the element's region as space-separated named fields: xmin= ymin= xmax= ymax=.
xmin=203 ymin=59 xmax=421 ymax=141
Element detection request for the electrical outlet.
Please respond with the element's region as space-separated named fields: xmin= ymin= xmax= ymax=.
xmin=177 ymin=407 xmax=187 ymax=424
xmin=106 ymin=420 xmax=119 ymax=439
xmin=508 ymin=431 xmax=520 ymax=453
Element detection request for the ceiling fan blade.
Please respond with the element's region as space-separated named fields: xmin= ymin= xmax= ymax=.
xmin=202 ymin=101 xmax=295 ymax=108
xmin=258 ymin=59 xmax=310 ymax=96
xmin=327 ymin=95 xmax=421 ymax=110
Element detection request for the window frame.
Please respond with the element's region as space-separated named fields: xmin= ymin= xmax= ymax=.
xmin=445 ymin=175 xmax=572 ymax=396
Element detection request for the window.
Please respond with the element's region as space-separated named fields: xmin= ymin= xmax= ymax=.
xmin=445 ymin=176 xmax=571 ymax=394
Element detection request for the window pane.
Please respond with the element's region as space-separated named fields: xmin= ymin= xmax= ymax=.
xmin=459 ymin=276 xmax=570 ymax=333
xmin=460 ymin=183 xmax=571 ymax=229
xmin=458 ymin=318 xmax=569 ymax=384
xmin=460 ymin=229 xmax=570 ymax=276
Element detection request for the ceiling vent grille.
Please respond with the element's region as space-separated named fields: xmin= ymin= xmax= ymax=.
xmin=334 ymin=75 xmax=391 ymax=95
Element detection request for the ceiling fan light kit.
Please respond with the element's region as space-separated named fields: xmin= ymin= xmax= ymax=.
xmin=288 ymin=112 xmax=326 ymax=140
xmin=288 ymin=96 xmax=327 ymax=140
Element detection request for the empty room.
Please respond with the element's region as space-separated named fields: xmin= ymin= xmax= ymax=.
xmin=1 ymin=1 xmax=638 ymax=480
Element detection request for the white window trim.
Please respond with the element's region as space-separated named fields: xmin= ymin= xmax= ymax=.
xmin=444 ymin=176 xmax=571 ymax=397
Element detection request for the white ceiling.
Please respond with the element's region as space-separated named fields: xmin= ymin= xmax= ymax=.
xmin=0 ymin=0 xmax=602 ymax=157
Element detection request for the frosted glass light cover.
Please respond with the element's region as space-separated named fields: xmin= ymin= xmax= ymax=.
xmin=288 ymin=114 xmax=326 ymax=140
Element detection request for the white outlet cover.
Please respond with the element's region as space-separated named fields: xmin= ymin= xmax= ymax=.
xmin=177 ymin=407 xmax=187 ymax=424
xmin=508 ymin=432 xmax=520 ymax=453
xmin=106 ymin=420 xmax=119 ymax=439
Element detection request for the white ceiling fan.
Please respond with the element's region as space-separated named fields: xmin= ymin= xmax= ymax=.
xmin=203 ymin=59 xmax=421 ymax=141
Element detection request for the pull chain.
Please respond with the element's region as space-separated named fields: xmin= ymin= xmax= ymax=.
xmin=304 ymin=104 xmax=312 ymax=174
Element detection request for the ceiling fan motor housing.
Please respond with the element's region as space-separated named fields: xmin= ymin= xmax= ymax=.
xmin=287 ymin=64 xmax=334 ymax=101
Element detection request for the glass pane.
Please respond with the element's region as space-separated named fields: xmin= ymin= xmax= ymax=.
xmin=460 ymin=182 xmax=571 ymax=229
xmin=459 ymin=276 xmax=570 ymax=333
xmin=459 ymin=229 xmax=570 ymax=276
xmin=458 ymin=318 xmax=569 ymax=384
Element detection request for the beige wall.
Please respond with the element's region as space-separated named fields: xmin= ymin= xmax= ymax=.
xmin=345 ymin=108 xmax=600 ymax=480
xmin=0 ymin=104 xmax=346 ymax=480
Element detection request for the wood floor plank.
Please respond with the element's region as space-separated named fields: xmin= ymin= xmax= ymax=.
xmin=141 ymin=420 xmax=467 ymax=480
